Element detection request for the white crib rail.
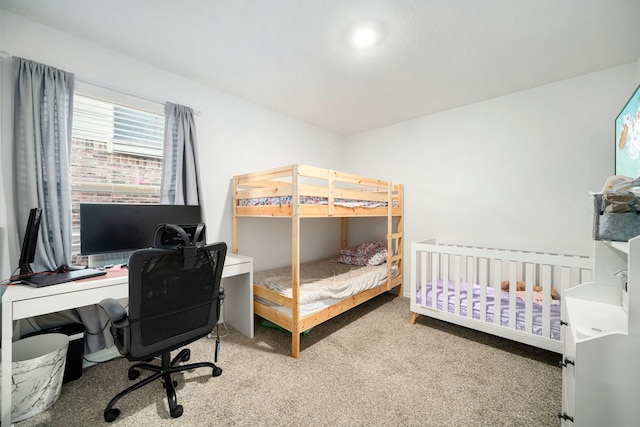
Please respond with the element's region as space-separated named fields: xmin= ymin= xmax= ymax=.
xmin=411 ymin=238 xmax=592 ymax=352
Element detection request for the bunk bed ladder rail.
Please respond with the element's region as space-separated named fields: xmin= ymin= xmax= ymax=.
xmin=291 ymin=164 xmax=302 ymax=358
xmin=386 ymin=184 xmax=403 ymax=292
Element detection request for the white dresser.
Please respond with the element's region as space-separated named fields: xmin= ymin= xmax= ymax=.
xmin=560 ymin=236 xmax=640 ymax=426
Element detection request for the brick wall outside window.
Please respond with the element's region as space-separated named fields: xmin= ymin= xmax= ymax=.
xmin=71 ymin=138 xmax=162 ymax=264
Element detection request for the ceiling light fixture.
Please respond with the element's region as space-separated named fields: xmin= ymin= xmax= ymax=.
xmin=346 ymin=22 xmax=385 ymax=49
xmin=352 ymin=28 xmax=377 ymax=48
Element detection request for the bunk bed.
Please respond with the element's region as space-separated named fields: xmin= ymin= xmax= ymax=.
xmin=233 ymin=164 xmax=403 ymax=358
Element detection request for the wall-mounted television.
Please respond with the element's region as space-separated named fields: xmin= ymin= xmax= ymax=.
xmin=615 ymin=83 xmax=640 ymax=178
xmin=80 ymin=204 xmax=202 ymax=255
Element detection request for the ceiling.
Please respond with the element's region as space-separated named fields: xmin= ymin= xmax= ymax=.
xmin=2 ymin=0 xmax=640 ymax=136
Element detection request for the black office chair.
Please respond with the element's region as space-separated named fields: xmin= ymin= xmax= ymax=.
xmin=99 ymin=224 xmax=226 ymax=422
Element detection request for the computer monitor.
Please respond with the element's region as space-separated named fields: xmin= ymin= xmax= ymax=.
xmin=18 ymin=207 xmax=42 ymax=276
xmin=79 ymin=204 xmax=202 ymax=255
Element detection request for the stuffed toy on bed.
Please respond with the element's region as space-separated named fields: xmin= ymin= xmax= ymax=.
xmin=500 ymin=280 xmax=560 ymax=300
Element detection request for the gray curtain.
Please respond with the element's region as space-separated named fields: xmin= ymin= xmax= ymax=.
xmin=12 ymin=57 xmax=112 ymax=353
xmin=160 ymin=102 xmax=202 ymax=205
xmin=12 ymin=57 xmax=74 ymax=271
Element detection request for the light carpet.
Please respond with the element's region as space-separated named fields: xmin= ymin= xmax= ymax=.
xmin=16 ymin=294 xmax=562 ymax=426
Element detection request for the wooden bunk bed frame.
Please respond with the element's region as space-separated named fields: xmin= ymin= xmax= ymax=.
xmin=232 ymin=164 xmax=403 ymax=358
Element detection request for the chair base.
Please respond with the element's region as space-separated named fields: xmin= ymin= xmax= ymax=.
xmin=104 ymin=348 xmax=222 ymax=422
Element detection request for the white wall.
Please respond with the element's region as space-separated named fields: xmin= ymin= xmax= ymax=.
xmin=0 ymin=11 xmax=344 ymax=273
xmin=3 ymin=10 xmax=640 ymax=294
xmin=344 ymin=64 xmax=640 ymax=282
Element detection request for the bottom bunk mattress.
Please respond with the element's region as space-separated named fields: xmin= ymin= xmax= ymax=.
xmin=415 ymin=280 xmax=561 ymax=340
xmin=254 ymin=258 xmax=397 ymax=318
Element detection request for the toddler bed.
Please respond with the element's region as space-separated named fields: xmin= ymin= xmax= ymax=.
xmin=233 ymin=164 xmax=403 ymax=358
xmin=410 ymin=239 xmax=592 ymax=352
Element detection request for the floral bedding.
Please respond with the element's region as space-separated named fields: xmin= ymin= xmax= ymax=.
xmin=238 ymin=195 xmax=397 ymax=208
xmin=335 ymin=240 xmax=388 ymax=266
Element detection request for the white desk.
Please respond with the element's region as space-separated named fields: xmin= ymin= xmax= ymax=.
xmin=1 ymin=253 xmax=253 ymax=426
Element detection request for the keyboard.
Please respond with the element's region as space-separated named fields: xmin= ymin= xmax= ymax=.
xmin=23 ymin=268 xmax=107 ymax=288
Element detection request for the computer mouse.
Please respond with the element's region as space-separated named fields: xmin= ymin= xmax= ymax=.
xmin=56 ymin=264 xmax=69 ymax=273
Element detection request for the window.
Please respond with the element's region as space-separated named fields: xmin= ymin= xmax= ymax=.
xmin=71 ymin=82 xmax=165 ymax=263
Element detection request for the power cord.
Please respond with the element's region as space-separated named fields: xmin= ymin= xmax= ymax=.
xmin=208 ymin=288 xmax=227 ymax=362
xmin=1 ymin=268 xmax=26 ymax=286
xmin=208 ymin=287 xmax=228 ymax=337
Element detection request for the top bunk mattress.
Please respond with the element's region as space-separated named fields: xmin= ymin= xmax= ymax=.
xmin=238 ymin=195 xmax=396 ymax=208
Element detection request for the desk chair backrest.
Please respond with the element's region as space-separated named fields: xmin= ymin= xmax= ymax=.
xmin=120 ymin=225 xmax=226 ymax=360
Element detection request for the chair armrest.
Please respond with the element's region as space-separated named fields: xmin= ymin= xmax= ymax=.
xmin=100 ymin=298 xmax=130 ymax=355
xmin=100 ymin=298 xmax=127 ymax=325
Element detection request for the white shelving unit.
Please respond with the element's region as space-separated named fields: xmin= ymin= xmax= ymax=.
xmin=560 ymin=236 xmax=640 ymax=426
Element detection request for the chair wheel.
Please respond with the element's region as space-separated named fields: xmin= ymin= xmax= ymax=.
xmin=128 ymin=369 xmax=140 ymax=380
xmin=181 ymin=349 xmax=191 ymax=362
xmin=170 ymin=404 xmax=183 ymax=418
xmin=104 ymin=408 xmax=120 ymax=422
xmin=213 ymin=366 xmax=223 ymax=377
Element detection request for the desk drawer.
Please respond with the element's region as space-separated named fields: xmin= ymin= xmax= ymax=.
xmin=222 ymin=261 xmax=251 ymax=278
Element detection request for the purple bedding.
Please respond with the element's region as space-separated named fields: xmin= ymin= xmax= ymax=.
xmin=416 ymin=279 xmax=561 ymax=340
